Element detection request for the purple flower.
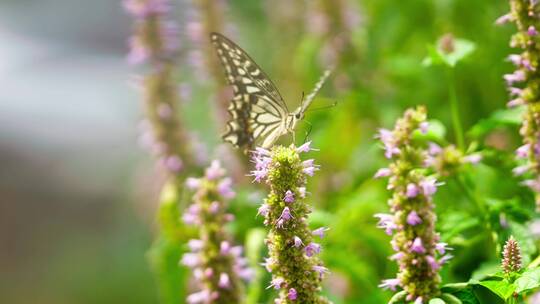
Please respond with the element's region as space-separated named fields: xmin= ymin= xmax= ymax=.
xmin=379 ymin=278 xmax=400 ymax=291
xmin=218 ymin=273 xmax=231 ymax=289
xmin=293 ymin=236 xmax=304 ymax=248
xmin=127 ymin=36 xmax=150 ymax=65
xmin=428 ymin=142 xmax=442 ymax=155
xmin=420 ymin=178 xmax=440 ymax=197
xmin=504 ymin=70 xmax=526 ymax=85
xmin=312 ymin=265 xmax=329 ymax=278
xmin=516 ymin=144 xmax=530 ymax=158
xmin=288 ymin=288 xmax=298 ymax=300
xmin=374 ymin=213 xmax=398 ymax=235
xmin=261 ymin=257 xmax=275 ymax=272
xmin=298 ymin=187 xmax=307 ymax=198
xmin=426 ymin=255 xmax=440 ymax=271
xmin=188 ymin=239 xmax=204 ymax=251
xmin=284 ymin=190 xmax=295 ymax=203
xmin=384 ymin=144 xmax=401 ymax=159
xmin=218 ymin=177 xmax=236 ymax=199
xmin=312 ymin=227 xmax=330 ymax=239
xmin=183 ymin=204 xmax=201 ymax=225
xmin=463 ymin=153 xmax=482 ymax=164
xmin=528 ymin=26 xmax=538 ymax=36
xmin=122 ymin=0 xmax=170 ymax=18
xmin=303 ymin=166 xmax=318 ymax=176
xmin=220 ymin=241 xmax=231 ymax=255
xmin=186 ymin=289 xmax=213 ymax=304
xmin=495 ymin=14 xmax=512 ymax=25
xmin=435 ymin=242 xmax=451 ymax=255
xmin=296 ymin=141 xmax=314 ymax=153
xmin=181 ymin=253 xmax=200 ymax=268
xmin=439 ymin=254 xmax=453 ymax=265
xmin=268 ymin=277 xmax=285 ymax=290
xmin=186 ymin=177 xmax=201 ymax=190
xmin=507 ymin=98 xmax=524 ymax=108
xmin=390 ymin=252 xmax=405 ymax=261
xmin=374 ymin=168 xmax=392 ymax=178
xmin=508 ymin=54 xmax=522 ymax=65
xmin=257 ymin=203 xmax=270 ymax=217
xmin=419 ymin=121 xmax=429 ymax=134
xmin=522 ymin=179 xmax=540 ymax=192
xmin=205 ymin=160 xmax=224 ymax=180
xmin=254 ymin=147 xmax=271 ymax=157
xmin=278 ymin=207 xmax=293 ymax=222
xmin=305 ymin=242 xmax=321 ymax=257
xmin=250 ymin=169 xmax=268 ymax=183
xmin=377 ymin=128 xmax=394 ymax=144
xmin=513 ymin=165 xmax=531 ymax=176
xmin=406 ymin=183 xmax=420 ymax=198
xmin=410 ymin=237 xmax=426 ymax=253
xmin=230 ymin=246 xmax=243 ymax=257
xmin=302 ymin=159 xmax=315 ymax=168
xmin=254 ymin=156 xmax=271 ymax=171
xmin=509 ymin=87 xmax=523 ymax=96
xmin=406 ymin=211 xmax=422 ymax=226
xmin=204 ymin=268 xmax=213 ymax=278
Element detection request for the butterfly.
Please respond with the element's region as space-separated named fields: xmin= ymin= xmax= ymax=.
xmin=210 ymin=32 xmax=331 ymax=151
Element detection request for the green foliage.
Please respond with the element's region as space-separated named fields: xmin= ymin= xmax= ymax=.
xmin=147 ymin=183 xmax=192 ymax=304
xmin=423 ymin=37 xmax=476 ymax=68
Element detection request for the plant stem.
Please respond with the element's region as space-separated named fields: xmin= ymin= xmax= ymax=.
xmin=447 ymin=68 xmax=465 ymax=151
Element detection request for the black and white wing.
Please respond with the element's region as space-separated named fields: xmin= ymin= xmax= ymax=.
xmin=210 ymin=32 xmax=289 ymax=150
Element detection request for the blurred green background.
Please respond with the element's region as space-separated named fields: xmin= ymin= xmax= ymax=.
xmin=0 ymin=0 xmax=520 ymax=303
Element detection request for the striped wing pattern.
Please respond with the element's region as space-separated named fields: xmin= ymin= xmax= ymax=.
xmin=210 ymin=32 xmax=288 ymax=150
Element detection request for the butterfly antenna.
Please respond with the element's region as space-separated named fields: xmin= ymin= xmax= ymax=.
xmin=305 ymin=100 xmax=339 ymax=113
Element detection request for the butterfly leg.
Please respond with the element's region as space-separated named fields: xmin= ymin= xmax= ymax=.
xmin=303 ymin=120 xmax=313 ymax=144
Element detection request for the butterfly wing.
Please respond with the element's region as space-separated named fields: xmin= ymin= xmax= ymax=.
xmin=210 ymin=32 xmax=288 ymax=150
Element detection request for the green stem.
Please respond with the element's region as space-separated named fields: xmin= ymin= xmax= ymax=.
xmin=456 ymin=173 xmax=498 ymax=251
xmin=447 ymin=68 xmax=465 ymax=150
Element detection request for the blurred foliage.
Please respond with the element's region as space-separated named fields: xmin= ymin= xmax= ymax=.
xmin=8 ymin=0 xmax=540 ymax=303
xmin=160 ymin=0 xmax=540 ymax=303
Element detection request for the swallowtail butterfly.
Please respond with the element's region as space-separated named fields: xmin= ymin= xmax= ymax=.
xmin=210 ymin=32 xmax=331 ymax=151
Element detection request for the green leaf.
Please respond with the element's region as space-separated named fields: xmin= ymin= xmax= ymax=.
xmin=468 ymin=107 xmax=525 ymax=139
xmin=442 ymin=291 xmax=477 ymax=304
xmin=414 ymin=119 xmax=446 ymax=141
xmin=429 ymin=298 xmax=446 ymax=304
xmin=388 ymin=291 xmax=407 ymax=304
xmin=441 ymin=283 xmax=480 ymax=304
xmin=515 ymin=267 xmax=540 ymax=294
xmin=478 ymin=279 xmax=516 ymax=300
xmin=423 ymin=37 xmax=476 ymax=67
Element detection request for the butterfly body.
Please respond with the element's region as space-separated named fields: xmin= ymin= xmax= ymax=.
xmin=210 ymin=32 xmax=330 ymax=151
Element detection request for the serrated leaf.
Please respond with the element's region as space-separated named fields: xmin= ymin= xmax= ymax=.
xmin=515 ymin=267 xmax=540 ymax=294
xmin=478 ymin=279 xmax=516 ymax=300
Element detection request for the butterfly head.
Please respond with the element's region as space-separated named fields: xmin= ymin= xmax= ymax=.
xmin=294 ymin=109 xmax=304 ymax=121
